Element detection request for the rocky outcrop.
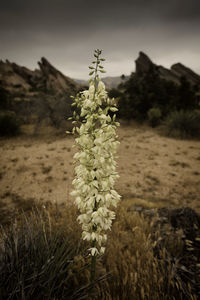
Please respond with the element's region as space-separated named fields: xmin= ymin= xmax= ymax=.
xmin=0 ymin=58 xmax=79 ymax=131
xmin=135 ymin=51 xmax=156 ymax=75
xmin=171 ymin=63 xmax=200 ymax=86
xmin=38 ymin=57 xmax=77 ymax=95
xmin=0 ymin=58 xmax=78 ymax=96
xmin=135 ymin=52 xmax=200 ymax=87
xmin=157 ymin=65 xmax=181 ymax=84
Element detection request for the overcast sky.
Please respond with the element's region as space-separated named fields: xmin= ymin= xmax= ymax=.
xmin=0 ymin=0 xmax=200 ymax=79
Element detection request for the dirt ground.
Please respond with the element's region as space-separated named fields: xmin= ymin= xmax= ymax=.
xmin=0 ymin=122 xmax=200 ymax=214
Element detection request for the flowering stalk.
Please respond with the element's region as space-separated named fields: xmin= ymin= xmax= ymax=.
xmin=69 ymin=49 xmax=121 ymax=282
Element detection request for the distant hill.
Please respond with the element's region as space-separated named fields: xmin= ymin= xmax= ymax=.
xmin=74 ymin=76 xmax=129 ymax=90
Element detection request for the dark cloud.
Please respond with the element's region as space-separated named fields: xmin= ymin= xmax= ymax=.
xmin=0 ymin=0 xmax=199 ymax=78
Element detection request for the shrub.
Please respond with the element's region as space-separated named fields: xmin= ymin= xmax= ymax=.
xmin=0 ymin=111 xmax=20 ymax=136
xmin=0 ymin=209 xmax=93 ymax=300
xmin=164 ymin=110 xmax=200 ymax=138
xmin=147 ymin=107 xmax=162 ymax=127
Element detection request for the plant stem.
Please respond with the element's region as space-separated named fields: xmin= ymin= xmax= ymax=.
xmin=90 ymin=50 xmax=100 ymax=285
xmin=90 ymin=239 xmax=97 ymax=283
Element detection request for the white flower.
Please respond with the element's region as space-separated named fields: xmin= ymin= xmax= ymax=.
xmin=70 ymin=75 xmax=120 ymax=256
xmin=97 ymin=81 xmax=105 ymax=92
xmin=89 ymin=247 xmax=99 ymax=256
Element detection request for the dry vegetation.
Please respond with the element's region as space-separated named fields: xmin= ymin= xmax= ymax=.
xmin=0 ymin=122 xmax=200 ymax=299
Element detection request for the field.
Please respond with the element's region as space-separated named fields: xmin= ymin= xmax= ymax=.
xmin=0 ymin=122 xmax=200 ymax=299
xmin=0 ymin=122 xmax=200 ymax=215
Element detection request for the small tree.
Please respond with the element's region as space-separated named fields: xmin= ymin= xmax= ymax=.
xmin=69 ymin=49 xmax=121 ymax=282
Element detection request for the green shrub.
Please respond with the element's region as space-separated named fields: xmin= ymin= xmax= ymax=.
xmin=0 ymin=210 xmax=93 ymax=300
xmin=147 ymin=107 xmax=162 ymax=127
xmin=164 ymin=110 xmax=200 ymax=138
xmin=0 ymin=111 xmax=20 ymax=136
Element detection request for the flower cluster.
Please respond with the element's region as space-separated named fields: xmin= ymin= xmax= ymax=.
xmin=70 ymin=50 xmax=120 ymax=256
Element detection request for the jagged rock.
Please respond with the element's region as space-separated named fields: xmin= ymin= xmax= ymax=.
xmin=171 ymin=63 xmax=200 ymax=86
xmin=135 ymin=51 xmax=156 ymax=75
xmin=135 ymin=52 xmax=200 ymax=87
xmin=157 ymin=65 xmax=180 ymax=84
xmin=0 ymin=60 xmax=33 ymax=92
xmin=0 ymin=58 xmax=80 ymax=131
xmin=38 ymin=57 xmax=77 ymax=95
xmin=0 ymin=57 xmax=78 ymax=96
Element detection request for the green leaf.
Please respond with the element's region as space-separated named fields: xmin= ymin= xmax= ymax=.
xmin=68 ymin=117 xmax=72 ymax=120
xmin=89 ymin=66 xmax=94 ymax=69
xmin=89 ymin=71 xmax=94 ymax=76
xmin=100 ymin=70 xmax=106 ymax=73
xmin=99 ymin=65 xmax=104 ymax=69
xmin=100 ymin=58 xmax=105 ymax=61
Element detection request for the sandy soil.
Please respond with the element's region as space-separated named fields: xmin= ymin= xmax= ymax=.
xmin=0 ymin=123 xmax=200 ymax=213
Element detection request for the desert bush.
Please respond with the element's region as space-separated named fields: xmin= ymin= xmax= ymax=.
xmin=164 ymin=110 xmax=200 ymax=138
xmin=0 ymin=209 xmax=93 ymax=300
xmin=147 ymin=107 xmax=162 ymax=127
xmin=0 ymin=111 xmax=20 ymax=136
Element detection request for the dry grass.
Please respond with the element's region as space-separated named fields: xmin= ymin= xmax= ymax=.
xmin=0 ymin=122 xmax=200 ymax=298
xmin=1 ymin=200 xmax=198 ymax=299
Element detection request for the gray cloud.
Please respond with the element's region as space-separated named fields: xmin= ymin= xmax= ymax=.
xmin=0 ymin=0 xmax=199 ymax=78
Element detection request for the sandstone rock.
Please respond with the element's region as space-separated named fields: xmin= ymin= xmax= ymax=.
xmin=38 ymin=57 xmax=77 ymax=95
xmin=135 ymin=52 xmax=200 ymax=87
xmin=135 ymin=51 xmax=156 ymax=75
xmin=171 ymin=63 xmax=200 ymax=86
xmin=0 ymin=58 xmax=80 ymax=131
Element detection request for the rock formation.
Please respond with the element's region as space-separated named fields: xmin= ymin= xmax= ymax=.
xmin=135 ymin=51 xmax=156 ymax=75
xmin=135 ymin=51 xmax=200 ymax=87
xmin=0 ymin=57 xmax=78 ymax=96
xmin=0 ymin=58 xmax=79 ymax=132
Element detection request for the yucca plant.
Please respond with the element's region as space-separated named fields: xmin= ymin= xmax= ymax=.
xmin=69 ymin=49 xmax=120 ymax=282
xmin=0 ymin=209 xmax=92 ymax=300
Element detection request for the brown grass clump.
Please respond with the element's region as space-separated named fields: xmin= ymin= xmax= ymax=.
xmin=99 ymin=206 xmax=172 ymax=299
